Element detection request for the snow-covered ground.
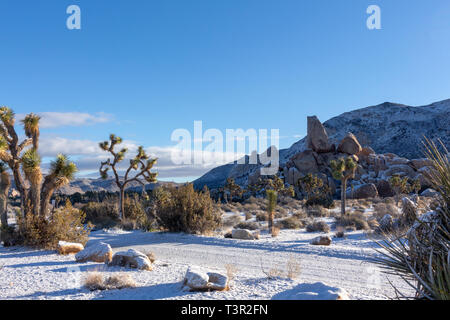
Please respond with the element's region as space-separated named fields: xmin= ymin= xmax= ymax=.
xmin=0 ymin=217 xmax=415 ymax=300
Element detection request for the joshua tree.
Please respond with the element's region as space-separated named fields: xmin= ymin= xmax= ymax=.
xmin=331 ymin=157 xmax=357 ymax=216
xmin=266 ymin=189 xmax=277 ymax=235
xmin=224 ymin=178 xmax=242 ymax=203
xmin=299 ymin=173 xmax=324 ymax=201
xmin=0 ymin=162 xmax=10 ymax=227
xmin=0 ymin=107 xmax=77 ymax=217
xmin=389 ymin=175 xmax=410 ymax=205
xmin=99 ymin=134 xmax=158 ymax=221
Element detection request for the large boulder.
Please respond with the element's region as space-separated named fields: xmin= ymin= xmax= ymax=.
xmin=75 ymin=242 xmax=113 ymax=263
xmin=306 ymin=116 xmax=334 ymax=153
xmin=409 ymin=158 xmax=433 ymax=170
xmin=376 ymin=180 xmax=395 ymax=198
xmin=347 ymin=183 xmax=378 ymax=199
xmin=57 ymin=241 xmax=84 ymax=255
xmin=286 ymin=167 xmax=303 ymax=186
xmin=381 ymin=164 xmax=416 ymax=178
xmin=311 ymin=236 xmax=332 ymax=246
xmin=337 ymin=133 xmax=362 ymax=155
xmin=291 ymin=150 xmax=319 ymax=174
xmin=109 ymin=249 xmax=153 ymax=271
xmin=232 ymin=229 xmax=259 ymax=240
xmin=183 ymin=266 xmax=229 ymax=291
xmin=272 ymin=282 xmax=350 ymax=300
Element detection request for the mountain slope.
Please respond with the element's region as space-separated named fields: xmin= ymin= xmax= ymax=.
xmin=194 ymin=99 xmax=450 ymax=190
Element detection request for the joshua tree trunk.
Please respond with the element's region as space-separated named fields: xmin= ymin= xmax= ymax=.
xmin=268 ymin=211 xmax=274 ymax=234
xmin=0 ymin=193 xmax=7 ymax=227
xmin=0 ymin=170 xmax=10 ymax=226
xmin=341 ymin=178 xmax=347 ymax=216
xmin=119 ymin=187 xmax=125 ymax=221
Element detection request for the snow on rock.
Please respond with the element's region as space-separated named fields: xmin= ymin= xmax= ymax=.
xmin=272 ymin=282 xmax=350 ymax=300
xmin=75 ymin=242 xmax=112 ymax=263
xmin=420 ymin=188 xmax=439 ymax=197
xmin=310 ymin=236 xmax=332 ymax=246
xmin=183 ymin=266 xmax=229 ymax=291
xmin=232 ymin=229 xmax=258 ymax=240
xmin=57 ymin=241 xmax=84 ymax=255
xmin=109 ymin=249 xmax=152 ymax=271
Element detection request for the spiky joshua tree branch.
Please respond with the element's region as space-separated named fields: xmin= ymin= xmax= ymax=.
xmin=0 ymin=107 xmax=77 ymax=218
xmin=99 ymin=134 xmax=158 ymax=221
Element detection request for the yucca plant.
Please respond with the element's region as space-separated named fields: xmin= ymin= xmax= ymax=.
xmin=99 ymin=134 xmax=158 ymax=221
xmin=373 ymin=138 xmax=450 ymax=300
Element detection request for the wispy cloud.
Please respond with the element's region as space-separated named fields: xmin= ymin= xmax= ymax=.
xmin=16 ymin=112 xmax=113 ymax=128
xmin=38 ymin=137 xmax=243 ymax=180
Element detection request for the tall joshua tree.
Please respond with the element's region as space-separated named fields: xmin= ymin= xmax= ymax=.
xmin=330 ymin=157 xmax=357 ymax=216
xmin=0 ymin=162 xmax=10 ymax=227
xmin=0 ymin=107 xmax=77 ymax=217
xmin=99 ymin=134 xmax=158 ymax=221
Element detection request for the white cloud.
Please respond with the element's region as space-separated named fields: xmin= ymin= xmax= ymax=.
xmin=16 ymin=112 xmax=113 ymax=128
xmin=37 ymin=137 xmax=245 ymax=179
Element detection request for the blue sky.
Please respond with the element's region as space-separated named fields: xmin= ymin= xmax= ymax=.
xmin=0 ymin=0 xmax=449 ymax=181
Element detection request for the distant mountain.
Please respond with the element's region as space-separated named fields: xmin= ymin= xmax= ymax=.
xmin=194 ymin=99 xmax=450 ymax=190
xmin=54 ymin=178 xmax=179 ymax=195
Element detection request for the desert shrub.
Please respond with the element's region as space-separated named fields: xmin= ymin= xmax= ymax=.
xmin=256 ymin=212 xmax=267 ymax=221
xmin=234 ymin=221 xmax=260 ymax=231
xmin=306 ymin=220 xmax=330 ymax=233
xmin=123 ymin=194 xmax=147 ymax=227
xmin=154 ymin=184 xmax=221 ymax=235
xmin=276 ymin=216 xmax=304 ymax=229
xmin=82 ymin=200 xmax=119 ymax=229
xmin=17 ymin=200 xmax=91 ymax=249
xmin=305 ymin=205 xmax=329 ymax=217
xmin=336 ymin=213 xmax=369 ymax=230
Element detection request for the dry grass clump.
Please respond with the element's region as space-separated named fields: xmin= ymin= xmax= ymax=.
xmin=306 ymin=220 xmax=330 ymax=233
xmin=373 ymin=203 xmax=399 ymax=220
xmin=336 ymin=213 xmax=370 ymax=231
xmin=261 ymin=256 xmax=301 ymax=280
xmin=143 ymin=251 xmax=156 ymax=263
xmin=225 ymin=264 xmax=239 ymax=281
xmin=286 ymin=257 xmax=301 ymax=280
xmin=305 ymin=205 xmax=329 ymax=217
xmin=234 ymin=221 xmax=260 ymax=231
xmin=84 ymin=272 xmax=137 ymax=291
xmin=271 ymin=227 xmax=280 ymax=237
xmin=275 ymin=216 xmax=304 ymax=229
